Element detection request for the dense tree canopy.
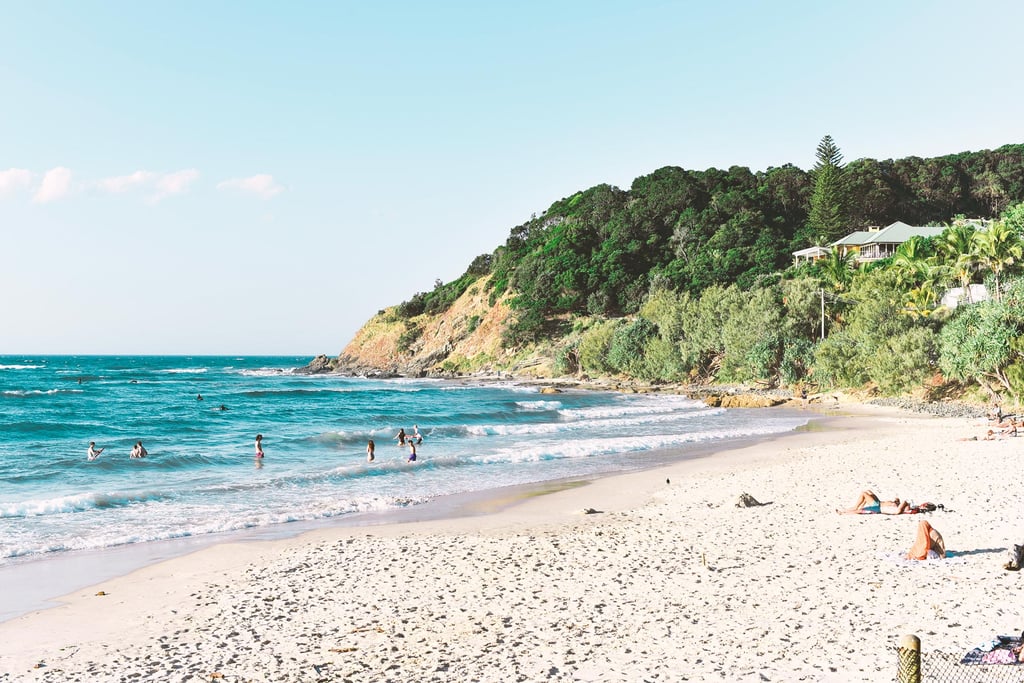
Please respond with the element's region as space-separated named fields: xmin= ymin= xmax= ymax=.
xmin=388 ymin=142 xmax=1024 ymax=400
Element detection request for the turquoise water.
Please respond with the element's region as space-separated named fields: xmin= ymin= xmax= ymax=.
xmin=0 ymin=355 xmax=809 ymax=568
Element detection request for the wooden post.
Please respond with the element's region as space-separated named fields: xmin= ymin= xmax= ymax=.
xmin=897 ymin=634 xmax=921 ymax=683
xmin=820 ymin=288 xmax=825 ymax=340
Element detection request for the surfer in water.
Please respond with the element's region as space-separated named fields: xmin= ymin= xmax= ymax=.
xmin=87 ymin=442 xmax=104 ymax=461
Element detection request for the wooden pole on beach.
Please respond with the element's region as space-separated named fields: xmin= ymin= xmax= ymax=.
xmin=897 ymin=634 xmax=921 ymax=683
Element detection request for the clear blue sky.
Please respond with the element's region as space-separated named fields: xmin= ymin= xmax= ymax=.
xmin=2 ymin=1 xmax=1021 ymax=355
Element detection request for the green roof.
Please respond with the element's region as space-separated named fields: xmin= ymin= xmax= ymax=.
xmin=830 ymin=221 xmax=945 ymax=247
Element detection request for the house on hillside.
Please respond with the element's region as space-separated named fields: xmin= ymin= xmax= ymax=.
xmin=792 ymin=221 xmax=947 ymax=266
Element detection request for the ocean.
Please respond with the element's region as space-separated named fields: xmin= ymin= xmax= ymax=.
xmin=1 ymin=355 xmax=809 ymax=615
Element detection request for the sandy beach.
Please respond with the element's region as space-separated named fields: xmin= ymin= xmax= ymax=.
xmin=2 ymin=403 xmax=1022 ymax=682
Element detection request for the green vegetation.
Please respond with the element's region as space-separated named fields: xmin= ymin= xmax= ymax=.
xmin=376 ymin=140 xmax=1024 ymax=404
xmin=805 ymin=134 xmax=849 ymax=245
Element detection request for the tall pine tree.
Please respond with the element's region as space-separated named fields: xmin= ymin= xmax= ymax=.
xmin=807 ymin=134 xmax=848 ymax=245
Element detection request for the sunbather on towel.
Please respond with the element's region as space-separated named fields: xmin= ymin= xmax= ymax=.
xmin=837 ymin=490 xmax=911 ymax=515
xmin=907 ymin=519 xmax=946 ymax=560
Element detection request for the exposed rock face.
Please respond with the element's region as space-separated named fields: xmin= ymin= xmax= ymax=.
xmin=702 ymin=394 xmax=788 ymax=408
xmin=296 ymin=354 xmax=336 ymax=375
xmin=299 ymin=274 xmax=527 ymax=378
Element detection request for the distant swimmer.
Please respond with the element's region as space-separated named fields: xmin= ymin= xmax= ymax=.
xmin=394 ymin=428 xmax=407 ymax=446
xmin=129 ymin=441 xmax=148 ymax=459
xmin=407 ymin=441 xmax=417 ymax=462
xmin=87 ymin=441 xmax=104 ymax=461
xmin=219 ymin=404 xmax=229 ymax=411
xmin=367 ymin=439 xmax=375 ymax=463
xmin=196 ymin=393 xmax=204 ymax=401
xmin=255 ymin=433 xmax=264 ymax=459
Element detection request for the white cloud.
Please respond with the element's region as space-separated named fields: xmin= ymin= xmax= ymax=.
xmin=33 ymin=167 xmax=73 ymax=203
xmin=97 ymin=170 xmax=155 ymax=193
xmin=217 ymin=174 xmax=284 ymax=199
xmin=0 ymin=168 xmax=33 ymax=196
xmin=150 ymin=169 xmax=200 ymax=202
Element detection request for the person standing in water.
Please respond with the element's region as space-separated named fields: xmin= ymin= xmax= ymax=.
xmin=87 ymin=442 xmax=104 ymax=461
xmin=394 ymin=428 xmax=407 ymax=446
xmin=407 ymin=440 xmax=417 ymax=462
xmin=366 ymin=439 xmax=375 ymax=462
xmin=255 ymin=434 xmax=264 ymax=459
xmin=412 ymin=424 xmax=423 ymax=444
xmin=130 ymin=441 xmax=148 ymax=458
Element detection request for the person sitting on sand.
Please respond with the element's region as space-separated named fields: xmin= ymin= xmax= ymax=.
xmin=837 ymin=490 xmax=911 ymax=515
xmin=907 ymin=519 xmax=946 ymax=560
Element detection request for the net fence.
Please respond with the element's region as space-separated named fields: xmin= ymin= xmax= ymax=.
xmin=897 ymin=647 xmax=1024 ymax=683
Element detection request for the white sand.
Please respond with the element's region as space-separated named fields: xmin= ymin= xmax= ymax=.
xmin=2 ymin=405 xmax=1022 ymax=682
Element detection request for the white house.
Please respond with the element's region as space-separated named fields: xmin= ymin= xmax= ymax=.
xmin=792 ymin=221 xmax=947 ymax=265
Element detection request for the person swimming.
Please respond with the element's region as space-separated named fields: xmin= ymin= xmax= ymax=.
xmin=87 ymin=441 xmax=104 ymax=461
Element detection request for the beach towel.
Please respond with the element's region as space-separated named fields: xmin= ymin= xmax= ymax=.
xmin=960 ymin=634 xmax=1024 ymax=665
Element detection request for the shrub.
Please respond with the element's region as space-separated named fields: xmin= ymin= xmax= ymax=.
xmin=578 ymin=319 xmax=619 ymax=375
xmin=608 ymin=318 xmax=658 ymax=377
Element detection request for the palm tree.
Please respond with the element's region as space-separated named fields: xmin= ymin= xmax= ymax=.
xmin=819 ymin=248 xmax=856 ymax=293
xmin=934 ymin=223 xmax=979 ymax=302
xmin=975 ymin=221 xmax=1023 ymax=302
xmin=904 ymin=282 xmax=939 ymax=319
xmin=891 ymin=236 xmax=932 ymax=290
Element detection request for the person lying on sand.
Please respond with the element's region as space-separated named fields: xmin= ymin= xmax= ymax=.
xmin=907 ymin=519 xmax=946 ymax=560
xmin=837 ymin=490 xmax=911 ymax=515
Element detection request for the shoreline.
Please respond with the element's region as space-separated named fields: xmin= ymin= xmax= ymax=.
xmin=3 ymin=403 xmax=1020 ymax=681
xmin=0 ymin=403 xmax=818 ymax=624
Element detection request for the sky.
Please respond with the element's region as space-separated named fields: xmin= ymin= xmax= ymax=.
xmin=1 ymin=0 xmax=1022 ymax=356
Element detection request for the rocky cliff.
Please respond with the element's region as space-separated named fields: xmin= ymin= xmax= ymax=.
xmin=302 ymin=275 xmax=554 ymax=378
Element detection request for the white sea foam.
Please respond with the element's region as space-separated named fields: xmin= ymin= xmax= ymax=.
xmin=559 ymin=398 xmax=707 ymax=420
xmin=0 ymin=364 xmax=43 ymax=370
xmin=0 ymin=490 xmax=170 ymax=518
xmin=2 ymin=388 xmax=81 ymax=397
xmin=238 ymin=367 xmax=295 ymax=377
xmin=462 ymin=405 xmax=726 ymax=437
xmin=161 ymin=368 xmax=209 ymax=374
xmin=469 ymin=420 xmax=808 ymax=465
xmin=515 ymin=400 xmax=562 ymax=411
